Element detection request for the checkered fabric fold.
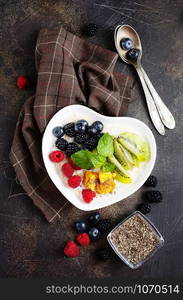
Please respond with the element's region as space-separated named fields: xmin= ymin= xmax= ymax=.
xmin=10 ymin=26 xmax=133 ymax=223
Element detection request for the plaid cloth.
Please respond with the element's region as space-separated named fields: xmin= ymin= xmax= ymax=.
xmin=10 ymin=26 xmax=133 ymax=223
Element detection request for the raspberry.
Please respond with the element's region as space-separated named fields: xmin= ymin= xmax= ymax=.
xmin=61 ymin=163 xmax=74 ymax=177
xmin=17 ymin=75 xmax=30 ymax=89
xmin=76 ymin=233 xmax=90 ymax=246
xmin=68 ymin=175 xmax=81 ymax=188
xmin=64 ymin=241 xmax=79 ymax=257
xmin=49 ymin=151 xmax=64 ymax=163
xmin=67 ymin=158 xmax=81 ymax=170
xmin=82 ymin=189 xmax=96 ymax=203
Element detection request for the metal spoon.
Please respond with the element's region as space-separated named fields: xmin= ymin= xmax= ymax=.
xmin=114 ymin=25 xmax=175 ymax=133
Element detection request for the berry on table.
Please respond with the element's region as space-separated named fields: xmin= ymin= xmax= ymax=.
xmin=67 ymin=158 xmax=81 ymax=170
xmin=97 ymin=219 xmax=112 ymax=233
xmin=55 ymin=138 xmax=68 ymax=151
xmin=84 ymin=23 xmax=98 ymax=37
xmin=88 ymin=227 xmax=101 ymax=240
xmin=144 ymin=175 xmax=158 ymax=187
xmin=49 ymin=151 xmax=64 ymax=163
xmin=88 ymin=212 xmax=101 ymax=225
xmin=75 ymin=221 xmax=87 ymax=233
xmin=95 ymin=248 xmax=112 ymax=261
xmin=144 ymin=190 xmax=163 ymax=203
xmin=76 ymin=233 xmax=91 ymax=246
xmin=82 ymin=189 xmax=96 ymax=203
xmin=120 ymin=38 xmax=134 ymax=50
xmin=64 ymin=241 xmax=80 ymax=257
xmin=68 ymin=175 xmax=82 ymax=188
xmin=75 ymin=120 xmax=88 ymax=133
xmin=52 ymin=126 xmax=64 ymax=138
xmin=126 ymin=48 xmax=140 ymax=61
xmin=74 ymin=132 xmax=88 ymax=144
xmin=65 ymin=143 xmax=80 ymax=157
xmin=61 ymin=163 xmax=74 ymax=177
xmin=63 ymin=123 xmax=76 ymax=137
xmin=91 ymin=121 xmax=104 ymax=132
xmin=138 ymin=203 xmax=151 ymax=214
xmin=17 ymin=75 xmax=30 ymax=89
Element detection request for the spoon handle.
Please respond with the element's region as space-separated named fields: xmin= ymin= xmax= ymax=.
xmin=135 ymin=66 xmax=165 ymax=135
xmin=140 ymin=66 xmax=175 ymax=129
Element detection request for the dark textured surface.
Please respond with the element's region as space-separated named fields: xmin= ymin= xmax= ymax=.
xmin=0 ymin=0 xmax=183 ymax=278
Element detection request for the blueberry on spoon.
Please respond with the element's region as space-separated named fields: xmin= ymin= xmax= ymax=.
xmin=120 ymin=38 xmax=133 ymax=50
xmin=126 ymin=48 xmax=140 ymax=62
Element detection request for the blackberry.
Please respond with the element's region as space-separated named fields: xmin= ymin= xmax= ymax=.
xmin=74 ymin=133 xmax=88 ymax=144
xmin=97 ymin=219 xmax=112 ymax=233
xmin=63 ymin=122 xmax=75 ymax=137
xmin=65 ymin=143 xmax=80 ymax=156
xmin=55 ymin=138 xmax=68 ymax=151
xmin=95 ymin=248 xmax=112 ymax=261
xmin=144 ymin=175 xmax=158 ymax=187
xmin=138 ymin=203 xmax=151 ymax=214
xmin=144 ymin=190 xmax=163 ymax=203
xmin=84 ymin=23 xmax=98 ymax=37
xmin=84 ymin=136 xmax=98 ymax=150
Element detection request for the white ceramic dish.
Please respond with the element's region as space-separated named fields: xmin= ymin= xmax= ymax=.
xmin=42 ymin=105 xmax=156 ymax=211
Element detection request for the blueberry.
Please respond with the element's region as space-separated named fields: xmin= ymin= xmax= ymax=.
xmin=75 ymin=120 xmax=88 ymax=133
xmin=89 ymin=212 xmax=101 ymax=225
xmin=87 ymin=126 xmax=98 ymax=135
xmin=88 ymin=227 xmax=101 ymax=240
xmin=120 ymin=38 xmax=134 ymax=51
xmin=52 ymin=126 xmax=64 ymax=138
xmin=92 ymin=121 xmax=104 ymax=132
xmin=75 ymin=221 xmax=87 ymax=233
xmin=126 ymin=48 xmax=140 ymax=62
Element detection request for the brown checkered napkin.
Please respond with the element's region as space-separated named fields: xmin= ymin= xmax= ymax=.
xmin=10 ymin=26 xmax=133 ymax=223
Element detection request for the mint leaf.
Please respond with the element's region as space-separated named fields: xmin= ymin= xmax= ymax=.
xmin=87 ymin=152 xmax=106 ymax=168
xmin=71 ymin=150 xmax=93 ymax=169
xmin=102 ymin=162 xmax=116 ymax=172
xmin=97 ymin=133 xmax=114 ymax=157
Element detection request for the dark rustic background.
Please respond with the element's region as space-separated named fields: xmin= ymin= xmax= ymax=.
xmin=0 ymin=0 xmax=183 ymax=279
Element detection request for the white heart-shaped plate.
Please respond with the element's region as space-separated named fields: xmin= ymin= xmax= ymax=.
xmin=42 ymin=105 xmax=156 ymax=211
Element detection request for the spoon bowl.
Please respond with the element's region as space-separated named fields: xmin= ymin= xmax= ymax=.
xmin=114 ymin=24 xmax=175 ymax=132
xmin=114 ymin=24 xmax=142 ymax=65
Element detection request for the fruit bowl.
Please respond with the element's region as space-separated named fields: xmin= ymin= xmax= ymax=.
xmin=42 ymin=105 xmax=156 ymax=211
